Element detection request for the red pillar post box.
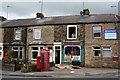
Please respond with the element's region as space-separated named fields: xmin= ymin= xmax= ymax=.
xmin=37 ymin=56 xmax=41 ymax=70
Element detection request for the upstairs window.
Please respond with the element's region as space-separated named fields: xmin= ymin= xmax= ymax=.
xmin=93 ymin=26 xmax=101 ymax=38
xmin=34 ymin=28 xmax=41 ymax=39
xmin=67 ymin=25 xmax=77 ymax=39
xmin=15 ymin=29 xmax=21 ymax=40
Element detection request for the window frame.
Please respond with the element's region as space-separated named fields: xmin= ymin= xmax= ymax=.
xmin=67 ymin=25 xmax=77 ymax=39
xmin=102 ymin=46 xmax=111 ymax=57
xmin=31 ymin=46 xmax=44 ymax=60
xmin=15 ymin=29 xmax=21 ymax=40
xmin=93 ymin=26 xmax=101 ymax=38
xmin=12 ymin=47 xmax=24 ymax=59
xmin=34 ymin=28 xmax=41 ymax=39
xmin=31 ymin=47 xmax=39 ymax=60
xmin=92 ymin=46 xmax=101 ymax=57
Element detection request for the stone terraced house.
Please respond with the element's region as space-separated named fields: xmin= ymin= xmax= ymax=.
xmin=1 ymin=11 xmax=120 ymax=68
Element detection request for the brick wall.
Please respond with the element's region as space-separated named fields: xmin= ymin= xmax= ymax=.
xmin=85 ymin=23 xmax=119 ymax=68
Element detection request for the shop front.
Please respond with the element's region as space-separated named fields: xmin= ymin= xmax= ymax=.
xmin=62 ymin=42 xmax=83 ymax=66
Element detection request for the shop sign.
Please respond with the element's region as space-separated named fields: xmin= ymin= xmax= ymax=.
xmin=104 ymin=29 xmax=117 ymax=39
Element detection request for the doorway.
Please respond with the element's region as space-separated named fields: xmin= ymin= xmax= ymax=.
xmin=55 ymin=46 xmax=60 ymax=64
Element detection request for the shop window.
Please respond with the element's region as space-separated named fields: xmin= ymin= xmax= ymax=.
xmin=15 ymin=29 xmax=21 ymax=40
xmin=34 ymin=28 xmax=41 ymax=39
xmin=102 ymin=47 xmax=111 ymax=57
xmin=93 ymin=47 xmax=101 ymax=56
xmin=67 ymin=25 xmax=77 ymax=39
xmin=65 ymin=46 xmax=80 ymax=62
xmin=13 ymin=47 xmax=23 ymax=59
xmin=93 ymin=26 xmax=101 ymax=38
xmin=31 ymin=47 xmax=38 ymax=60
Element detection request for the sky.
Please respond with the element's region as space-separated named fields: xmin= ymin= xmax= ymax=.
xmin=0 ymin=0 xmax=120 ymax=19
xmin=1 ymin=0 xmax=120 ymax=2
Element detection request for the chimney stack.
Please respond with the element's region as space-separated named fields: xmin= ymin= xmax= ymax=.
xmin=36 ymin=12 xmax=44 ymax=19
xmin=80 ymin=9 xmax=90 ymax=16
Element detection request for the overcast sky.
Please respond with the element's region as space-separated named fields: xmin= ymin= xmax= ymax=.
xmin=0 ymin=0 xmax=119 ymax=19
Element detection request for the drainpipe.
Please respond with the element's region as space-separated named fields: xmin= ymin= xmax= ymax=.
xmin=25 ymin=27 xmax=27 ymax=62
xmin=83 ymin=24 xmax=85 ymax=67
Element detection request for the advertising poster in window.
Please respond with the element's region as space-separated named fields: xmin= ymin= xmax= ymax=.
xmin=104 ymin=29 xmax=117 ymax=39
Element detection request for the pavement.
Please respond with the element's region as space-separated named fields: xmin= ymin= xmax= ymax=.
xmin=1 ymin=67 xmax=120 ymax=78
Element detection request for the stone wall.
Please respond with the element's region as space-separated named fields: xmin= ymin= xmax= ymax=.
xmin=27 ymin=26 xmax=54 ymax=45
xmin=3 ymin=27 xmax=26 ymax=45
xmin=54 ymin=24 xmax=84 ymax=41
xmin=0 ymin=28 xmax=3 ymax=43
xmin=85 ymin=23 xmax=119 ymax=68
xmin=27 ymin=26 xmax=54 ymax=61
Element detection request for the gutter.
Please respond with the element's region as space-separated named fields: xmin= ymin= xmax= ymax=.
xmin=1 ymin=21 xmax=120 ymax=28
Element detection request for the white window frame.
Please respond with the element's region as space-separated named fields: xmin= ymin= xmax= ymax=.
xmin=102 ymin=46 xmax=111 ymax=57
xmin=12 ymin=47 xmax=24 ymax=59
xmin=0 ymin=45 xmax=3 ymax=60
xmin=15 ymin=29 xmax=21 ymax=40
xmin=31 ymin=47 xmax=39 ymax=60
xmin=34 ymin=28 xmax=41 ymax=39
xmin=19 ymin=47 xmax=24 ymax=59
xmin=93 ymin=46 xmax=101 ymax=57
xmin=93 ymin=26 xmax=101 ymax=38
xmin=67 ymin=25 xmax=77 ymax=39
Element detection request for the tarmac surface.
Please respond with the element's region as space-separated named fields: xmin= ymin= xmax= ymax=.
xmin=1 ymin=67 xmax=120 ymax=78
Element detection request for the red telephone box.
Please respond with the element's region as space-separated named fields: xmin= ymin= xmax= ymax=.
xmin=40 ymin=49 xmax=50 ymax=71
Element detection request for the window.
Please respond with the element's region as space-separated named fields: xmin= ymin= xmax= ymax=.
xmin=31 ymin=47 xmax=38 ymax=60
xmin=34 ymin=28 xmax=41 ymax=39
xmin=48 ymin=47 xmax=53 ymax=62
xmin=93 ymin=26 xmax=101 ymax=38
xmin=93 ymin=47 xmax=101 ymax=56
xmin=102 ymin=47 xmax=111 ymax=57
xmin=67 ymin=25 xmax=77 ymax=39
xmin=65 ymin=46 xmax=80 ymax=62
xmin=15 ymin=29 xmax=21 ymax=40
xmin=12 ymin=47 xmax=24 ymax=59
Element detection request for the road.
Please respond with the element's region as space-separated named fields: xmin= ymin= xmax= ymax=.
xmin=1 ymin=73 xmax=120 ymax=80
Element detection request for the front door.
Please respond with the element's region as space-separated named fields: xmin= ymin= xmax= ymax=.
xmin=55 ymin=46 xmax=60 ymax=64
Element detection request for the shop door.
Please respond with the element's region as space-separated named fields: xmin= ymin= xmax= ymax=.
xmin=55 ymin=46 xmax=60 ymax=64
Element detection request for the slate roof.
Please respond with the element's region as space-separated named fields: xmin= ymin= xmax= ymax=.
xmin=1 ymin=14 xmax=120 ymax=28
